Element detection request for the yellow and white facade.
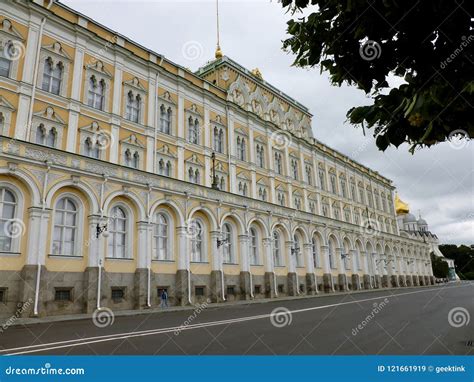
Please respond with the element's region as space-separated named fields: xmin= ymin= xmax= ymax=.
xmin=0 ymin=0 xmax=434 ymax=318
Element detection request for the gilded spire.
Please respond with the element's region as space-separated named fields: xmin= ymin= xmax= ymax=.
xmin=215 ymin=0 xmax=223 ymax=59
xmin=395 ymin=193 xmax=410 ymax=215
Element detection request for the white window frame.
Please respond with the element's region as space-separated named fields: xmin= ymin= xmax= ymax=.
xmin=0 ymin=183 xmax=24 ymax=254
xmin=107 ymin=203 xmax=133 ymax=259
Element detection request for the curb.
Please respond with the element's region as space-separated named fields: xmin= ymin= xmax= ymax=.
xmin=6 ymin=283 xmax=454 ymax=328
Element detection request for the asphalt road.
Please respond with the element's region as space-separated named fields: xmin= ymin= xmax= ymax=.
xmin=1 ymin=282 xmax=472 ymax=355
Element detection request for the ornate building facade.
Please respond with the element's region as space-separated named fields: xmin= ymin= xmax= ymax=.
xmin=0 ymin=0 xmax=434 ymax=318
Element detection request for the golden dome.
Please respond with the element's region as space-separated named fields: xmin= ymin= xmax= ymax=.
xmin=215 ymin=45 xmax=223 ymax=59
xmin=395 ymin=193 xmax=410 ymax=215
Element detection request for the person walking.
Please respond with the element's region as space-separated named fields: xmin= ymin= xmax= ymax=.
xmin=160 ymin=289 xmax=168 ymax=308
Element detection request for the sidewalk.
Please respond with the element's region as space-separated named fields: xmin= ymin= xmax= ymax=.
xmin=10 ymin=283 xmax=448 ymax=327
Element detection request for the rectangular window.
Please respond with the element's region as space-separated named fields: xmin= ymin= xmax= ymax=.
xmin=54 ymin=288 xmax=72 ymax=302
xmin=277 ymin=284 xmax=285 ymax=294
xmin=254 ymin=285 xmax=261 ymax=295
xmin=195 ymin=286 xmax=205 ymax=296
xmin=111 ymin=288 xmax=125 ymax=302
xmin=0 ymin=288 xmax=6 ymax=303
xmin=299 ymin=284 xmax=305 ymax=293
xmin=226 ymin=286 xmax=235 ymax=296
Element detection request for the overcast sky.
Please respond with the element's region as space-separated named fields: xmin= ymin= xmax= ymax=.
xmin=62 ymin=0 xmax=473 ymax=245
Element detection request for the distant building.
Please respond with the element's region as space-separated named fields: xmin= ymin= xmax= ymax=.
xmin=395 ymin=195 xmax=457 ymax=280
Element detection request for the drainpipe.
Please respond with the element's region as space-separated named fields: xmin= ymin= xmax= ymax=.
xmin=26 ymin=0 xmax=55 ymax=142
xmin=33 ymin=160 xmax=50 ymax=316
xmin=153 ymin=72 xmax=159 ymax=173
xmin=184 ymin=193 xmax=192 ymax=304
xmin=146 ymin=185 xmax=152 ymax=308
xmin=96 ymin=176 xmax=108 ymax=310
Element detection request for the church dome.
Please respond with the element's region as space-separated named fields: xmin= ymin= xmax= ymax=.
xmin=404 ymin=213 xmax=417 ymax=223
xmin=417 ymin=218 xmax=428 ymax=225
xmin=395 ymin=193 xmax=410 ymax=215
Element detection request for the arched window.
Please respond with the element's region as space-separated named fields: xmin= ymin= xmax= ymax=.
xmin=160 ymin=105 xmax=171 ymax=134
xmin=318 ymin=168 xmax=326 ymax=190
xmin=219 ymin=176 xmax=225 ymax=191
xmin=294 ymin=235 xmax=303 ymax=267
xmin=256 ymin=145 xmax=264 ymax=167
xmin=45 ymin=127 xmax=56 ymax=148
xmin=52 ymin=197 xmax=77 ymax=256
xmin=35 ymin=124 xmax=46 ymax=145
xmin=330 ymin=173 xmax=337 ymax=194
xmin=126 ymin=91 xmax=140 ymax=123
xmin=195 ymin=169 xmax=200 ymax=184
xmin=88 ymin=76 xmax=105 ymax=110
xmin=213 ymin=127 xmax=224 ymax=153
xmin=273 ymin=231 xmax=282 ymax=266
xmin=0 ymin=188 xmax=16 ymax=251
xmin=291 ymin=159 xmax=298 ymax=180
xmin=166 ymin=161 xmax=172 ymax=176
xmin=340 ymin=176 xmax=347 ymax=198
xmin=190 ymin=220 xmax=203 ymax=262
xmin=108 ymin=206 xmax=127 ymax=258
xmin=312 ymin=236 xmax=320 ymax=268
xmin=188 ymin=118 xmax=200 ymax=144
xmin=42 ymin=58 xmax=62 ymax=95
xmin=249 ymin=227 xmax=258 ymax=265
xmin=328 ymin=239 xmax=336 ymax=269
xmin=188 ymin=167 xmax=194 ymax=183
xmin=132 ymin=151 xmax=140 ymax=169
xmin=305 ymin=165 xmax=312 ymax=185
xmin=222 ymin=223 xmax=233 ymax=263
xmin=85 ymin=137 xmax=100 ymax=159
xmin=153 ymin=213 xmax=169 ymax=260
xmin=124 ymin=149 xmax=132 ymax=167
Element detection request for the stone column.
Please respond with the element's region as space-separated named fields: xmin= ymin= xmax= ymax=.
xmin=263 ymin=238 xmax=276 ymax=298
xmin=84 ymin=214 xmax=103 ymax=313
xmin=372 ymin=253 xmax=381 ymax=288
xmin=321 ymin=245 xmax=333 ymax=293
xmin=349 ymin=249 xmax=360 ymax=290
xmin=361 ymin=251 xmax=371 ymax=289
xmin=20 ymin=207 xmax=51 ymax=317
xmin=304 ymin=243 xmax=317 ymax=295
xmin=337 ymin=247 xmax=348 ymax=292
xmin=239 ymin=234 xmax=251 ymax=299
xmin=134 ymin=222 xmax=151 ymax=309
xmin=175 ymin=226 xmax=190 ymax=306
xmin=286 ymin=241 xmax=297 ymax=296
xmin=210 ymin=231 xmax=224 ymax=303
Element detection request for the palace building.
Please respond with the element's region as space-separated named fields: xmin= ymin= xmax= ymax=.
xmin=0 ymin=0 xmax=436 ymax=318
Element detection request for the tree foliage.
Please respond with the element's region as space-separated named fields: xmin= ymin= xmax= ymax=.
xmin=439 ymin=244 xmax=474 ymax=280
xmin=281 ymin=0 xmax=473 ymax=152
xmin=430 ymin=253 xmax=449 ymax=279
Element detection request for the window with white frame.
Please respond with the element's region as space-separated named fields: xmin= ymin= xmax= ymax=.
xmin=84 ymin=137 xmax=100 ymax=159
xmin=273 ymin=230 xmax=282 ymax=266
xmin=188 ymin=116 xmax=200 ymax=144
xmin=294 ymin=235 xmax=303 ymax=267
xmin=343 ymin=206 xmax=351 ymax=223
xmin=52 ymin=197 xmax=78 ymax=256
xmin=312 ymin=236 xmax=320 ymax=268
xmin=258 ymin=186 xmax=267 ymax=201
xmin=249 ymin=227 xmax=258 ymax=265
xmin=124 ymin=149 xmax=140 ymax=169
xmin=236 ymin=136 xmax=246 ymax=161
xmin=153 ymin=212 xmax=169 ymax=260
xmin=321 ymin=199 xmax=329 ymax=217
xmin=0 ymin=187 xmax=16 ymax=252
xmin=159 ymin=104 xmax=172 ymax=134
xmin=35 ymin=123 xmax=57 ymax=148
xmin=222 ymin=223 xmax=233 ymax=263
xmin=291 ymin=158 xmax=298 ymax=180
xmin=318 ymin=166 xmax=326 ymax=190
xmin=309 ymin=200 xmax=317 ymax=214
xmin=87 ymin=75 xmax=105 ymax=110
xmin=340 ymin=175 xmax=347 ymax=198
xmin=294 ymin=194 xmax=302 ymax=210
xmin=158 ymin=158 xmax=172 ymax=176
xmin=125 ymin=91 xmax=141 ymax=123
xmin=277 ymin=191 xmax=286 ymax=206
xmin=42 ymin=57 xmax=63 ymax=95
xmin=333 ymin=204 xmax=340 ymax=220
xmin=274 ymin=152 xmax=283 ymax=174
xmin=108 ymin=206 xmax=128 ymax=258
xmin=213 ymin=126 xmax=224 ymax=153
xmin=256 ymin=144 xmax=265 ymax=167
xmin=329 ymin=171 xmax=337 ymax=194
xmin=0 ymin=41 xmax=13 ymax=78
xmin=238 ymin=181 xmax=248 ymax=196
xmin=188 ymin=167 xmax=200 ymax=184
xmin=190 ymin=220 xmax=204 ymax=262
xmin=350 ymin=180 xmax=356 ymax=200
xmin=305 ymin=164 xmax=313 ymax=185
